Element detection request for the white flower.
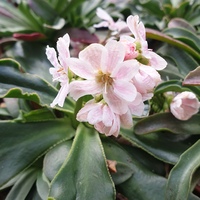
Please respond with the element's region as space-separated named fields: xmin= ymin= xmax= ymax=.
xmin=46 ymin=33 xmax=71 ymax=107
xmin=94 ymin=7 xmax=128 ymax=35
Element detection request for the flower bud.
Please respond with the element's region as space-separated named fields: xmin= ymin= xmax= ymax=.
xmin=170 ymin=91 xmax=200 ymax=120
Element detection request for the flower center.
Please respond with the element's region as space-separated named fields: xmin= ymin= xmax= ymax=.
xmin=96 ymin=71 xmax=113 ymax=93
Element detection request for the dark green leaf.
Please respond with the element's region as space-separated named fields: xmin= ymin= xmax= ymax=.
xmin=163 ymin=27 xmax=200 ymax=52
xmin=0 ymin=118 xmax=75 ymax=187
xmin=48 ymin=123 xmax=116 ymax=200
xmin=154 ymin=80 xmax=200 ymax=97
xmin=6 ymin=42 xmax=52 ymax=82
xmin=36 ymin=172 xmax=50 ymax=200
xmin=19 ymin=108 xmax=56 ymax=122
xmin=166 ymin=140 xmax=200 ymax=200
xmin=102 ymin=135 xmax=166 ymax=199
xmin=146 ymin=28 xmax=200 ymax=60
xmin=120 ymin=128 xmax=190 ymax=164
xmin=134 ymin=113 xmax=200 ymax=135
xmin=159 ymin=45 xmax=199 ymax=75
xmin=43 ymin=140 xmax=73 ymax=182
xmin=0 ymin=58 xmax=74 ymax=113
xmin=27 ymin=0 xmax=58 ymax=22
xmin=102 ymin=137 xmax=135 ymax=185
xmin=5 ymin=168 xmax=38 ymax=200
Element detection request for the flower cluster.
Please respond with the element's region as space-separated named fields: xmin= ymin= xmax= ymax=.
xmin=46 ymin=14 xmax=167 ymax=137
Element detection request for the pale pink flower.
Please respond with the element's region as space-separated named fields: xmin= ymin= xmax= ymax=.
xmin=122 ymin=15 xmax=167 ymax=70
xmin=94 ymin=7 xmax=129 ymax=35
xmin=46 ymin=33 xmax=70 ymax=107
xmin=77 ymin=100 xmax=120 ymax=137
xmin=132 ymin=64 xmax=162 ymax=101
xmin=119 ymin=35 xmax=138 ymax=60
xmin=170 ymin=91 xmax=200 ymax=120
xmin=128 ymin=92 xmax=145 ymax=116
xmin=68 ymin=40 xmax=139 ymax=115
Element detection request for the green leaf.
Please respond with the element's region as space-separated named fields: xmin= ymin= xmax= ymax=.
xmin=48 ymin=123 xmax=116 ymax=200
xmin=36 ymin=172 xmax=50 ymax=200
xmin=159 ymin=45 xmax=199 ymax=75
xmin=120 ymin=128 xmax=190 ymax=164
xmin=27 ymin=0 xmax=58 ymax=22
xmin=6 ymin=42 xmax=52 ymax=83
xmin=102 ymin=135 xmax=166 ymax=199
xmin=154 ymin=80 xmax=200 ymax=97
xmin=5 ymin=168 xmax=38 ymax=200
xmin=43 ymin=140 xmax=73 ymax=182
xmin=0 ymin=58 xmax=74 ymax=113
xmin=19 ymin=108 xmax=56 ymax=122
xmin=101 ymin=137 xmax=135 ymax=185
xmin=155 ymin=80 xmax=189 ymax=94
xmin=166 ymin=140 xmax=200 ymax=200
xmin=134 ymin=113 xmax=200 ymax=135
xmin=146 ymin=28 xmax=200 ymax=60
xmin=0 ymin=118 xmax=75 ymax=187
xmin=163 ymin=27 xmax=200 ymax=52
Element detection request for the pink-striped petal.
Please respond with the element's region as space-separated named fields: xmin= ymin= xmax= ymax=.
xmin=102 ymin=105 xmax=114 ymax=127
xmin=127 ymin=15 xmax=146 ymax=41
xmin=103 ymin=40 xmax=125 ymax=73
xmin=46 ymin=46 xmax=60 ymax=68
xmin=76 ymin=100 xmax=97 ymax=121
xmin=113 ymin=80 xmax=137 ymax=102
xmin=111 ymin=59 xmax=139 ymax=80
xmin=69 ymin=80 xmax=102 ymax=100
xmin=128 ymin=93 xmax=145 ymax=116
xmin=57 ymin=33 xmax=70 ymax=67
xmin=68 ymin=58 xmax=95 ymax=79
xmin=120 ymin=110 xmax=133 ymax=128
xmin=107 ymin=115 xmax=120 ymax=137
xmin=79 ymin=43 xmax=106 ymax=71
xmin=96 ymin=7 xmax=114 ymax=23
xmin=50 ymin=81 xmax=69 ymax=107
xmin=104 ymin=87 xmax=128 ymax=115
xmin=148 ymin=51 xmax=167 ymax=70
xmin=87 ymin=104 xmax=103 ymax=124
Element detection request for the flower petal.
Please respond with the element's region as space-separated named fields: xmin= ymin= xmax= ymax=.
xmin=120 ymin=110 xmax=133 ymax=128
xmin=69 ymin=80 xmax=102 ymax=100
xmin=148 ymin=51 xmax=167 ymax=70
xmin=76 ymin=100 xmax=97 ymax=121
xmin=68 ymin=58 xmax=95 ymax=79
xmin=102 ymin=105 xmax=114 ymax=127
xmin=46 ymin=46 xmax=60 ymax=68
xmin=107 ymin=115 xmax=120 ymax=137
xmin=103 ymin=40 xmax=125 ymax=73
xmin=111 ymin=59 xmax=139 ymax=80
xmin=93 ymin=21 xmax=109 ymax=28
xmin=127 ymin=15 xmax=146 ymax=41
xmin=87 ymin=104 xmax=103 ymax=124
xmin=128 ymin=93 xmax=145 ymax=116
xmin=96 ymin=7 xmax=113 ymax=23
xmin=57 ymin=33 xmax=70 ymax=67
xmin=104 ymin=87 xmax=128 ymax=115
xmin=50 ymin=81 xmax=69 ymax=107
xmin=79 ymin=43 xmax=106 ymax=71
xmin=113 ymin=80 xmax=137 ymax=102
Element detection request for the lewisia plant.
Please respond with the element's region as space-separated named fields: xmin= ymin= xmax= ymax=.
xmin=46 ymin=14 xmax=167 ymax=137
